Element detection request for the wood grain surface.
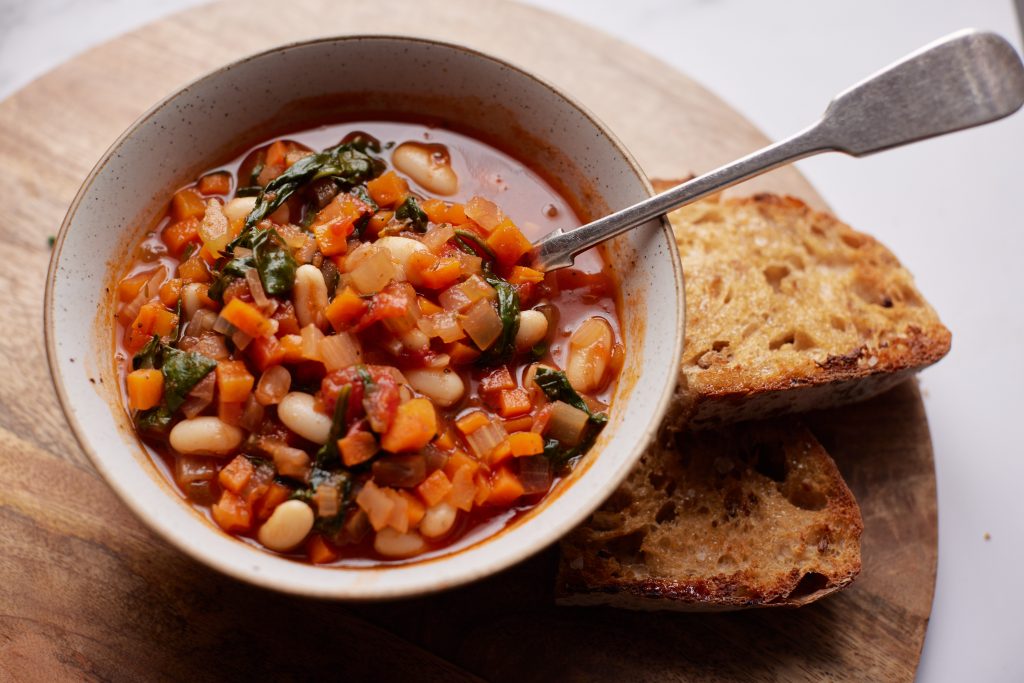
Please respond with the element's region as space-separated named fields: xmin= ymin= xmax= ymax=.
xmin=0 ymin=0 xmax=935 ymax=680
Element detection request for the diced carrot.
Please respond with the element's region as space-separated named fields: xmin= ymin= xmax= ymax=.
xmin=508 ymin=265 xmax=545 ymax=285
xmin=117 ymin=269 xmax=155 ymax=303
xmin=486 ymin=219 xmax=532 ymax=267
xmin=158 ymin=278 xmax=183 ymax=308
xmin=265 ymin=140 xmax=289 ymax=168
xmin=339 ymin=430 xmax=378 ymax=467
xmin=216 ymin=360 xmax=255 ymax=403
xmin=162 ymin=218 xmax=201 ymax=258
xmin=381 ymin=398 xmax=438 ymax=453
xmin=473 ymin=471 xmax=492 ymax=506
xmin=497 ymin=387 xmax=532 ymax=418
xmin=171 ymin=188 xmax=206 ymax=222
xmin=445 ymin=203 xmax=469 ymax=225
xmin=198 ymin=172 xmax=231 ymax=195
xmin=125 ymin=303 xmax=178 ymax=353
xmin=446 ymin=464 xmax=477 ymax=512
xmin=126 ymin=368 xmax=163 ymax=411
xmin=434 ymin=425 xmax=457 ymax=450
xmin=419 ymin=198 xmax=447 ymax=223
xmin=220 ymin=298 xmax=274 ymax=338
xmin=400 ymin=490 xmax=426 ymax=528
xmin=531 ymin=403 xmax=554 ymax=434
xmin=442 ymin=450 xmax=480 ymax=480
xmin=417 ymin=296 xmax=444 ymax=316
xmin=489 ymin=438 xmax=513 ymax=467
xmin=456 ymin=411 xmax=490 ymax=435
xmin=278 ymin=334 xmax=304 ymax=363
xmin=416 ymin=469 xmax=453 ymax=507
xmin=484 ymin=466 xmax=524 ymax=507
xmin=178 ymin=251 xmax=210 ymax=283
xmin=218 ymin=455 xmax=254 ymax=494
xmin=306 ymin=534 xmax=340 ymax=564
xmin=509 ymin=431 xmax=544 ymax=457
xmin=313 ymin=215 xmax=355 ymax=256
xmin=196 ymin=283 xmax=218 ymax=310
xmin=419 ymin=257 xmax=463 ymax=290
xmin=367 ymin=171 xmax=410 ymax=208
xmin=503 ymin=415 xmax=535 ymax=433
xmin=247 ymin=335 xmax=285 ymax=372
xmin=324 ymin=286 xmax=368 ymax=331
xmin=255 ymin=482 xmax=291 ymax=521
xmin=218 ymin=400 xmax=244 ymax=427
xmin=480 ymin=366 xmax=515 ymax=393
xmin=446 ymin=341 xmax=481 ymax=365
xmin=356 ymin=480 xmax=396 ymax=532
xmin=365 ymin=210 xmax=393 ymax=237
xmin=211 ymin=490 xmax=252 ymax=532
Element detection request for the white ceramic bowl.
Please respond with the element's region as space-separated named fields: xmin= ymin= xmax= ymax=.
xmin=45 ymin=36 xmax=684 ymax=599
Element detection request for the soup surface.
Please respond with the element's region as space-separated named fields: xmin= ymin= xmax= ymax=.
xmin=114 ymin=121 xmax=622 ymax=565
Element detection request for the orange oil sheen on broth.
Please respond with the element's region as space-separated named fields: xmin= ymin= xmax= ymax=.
xmin=113 ymin=119 xmax=622 ymax=566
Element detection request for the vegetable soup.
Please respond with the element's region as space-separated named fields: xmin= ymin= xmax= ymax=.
xmin=114 ymin=121 xmax=622 ymax=564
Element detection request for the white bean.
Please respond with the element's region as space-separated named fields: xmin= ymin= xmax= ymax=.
xmin=392 ymin=142 xmax=459 ymax=196
xmin=404 ymin=367 xmax=465 ymax=407
xmin=293 ymin=264 xmax=329 ymax=329
xmin=419 ymin=503 xmax=457 ymax=539
xmin=374 ymin=528 xmax=427 ymax=558
xmin=277 ymin=392 xmax=332 ymax=444
xmin=257 ymin=500 xmax=314 ymax=552
xmin=169 ymin=416 xmax=243 ymax=456
xmin=566 ymin=317 xmax=614 ymax=393
xmin=376 ymin=236 xmax=428 ymax=281
xmin=223 ymin=196 xmax=257 ymax=224
xmin=515 ymin=310 xmax=549 ymax=351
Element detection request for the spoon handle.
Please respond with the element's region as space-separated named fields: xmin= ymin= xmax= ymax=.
xmin=530 ymin=29 xmax=1024 ymax=272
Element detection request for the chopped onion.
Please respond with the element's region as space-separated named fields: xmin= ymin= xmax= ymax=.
xmin=424 ymin=353 xmax=451 ymax=369
xmin=462 ymin=299 xmax=503 ymax=350
xmin=181 ymin=283 xmax=205 ymax=321
xmin=245 ymin=268 xmax=270 ymax=309
xmin=518 ymin=456 xmax=553 ymax=495
xmin=255 ymin=365 xmax=291 ymax=406
xmin=294 ymin=235 xmax=317 ymax=264
xmin=174 ymin=454 xmax=217 ymax=485
xmin=181 ymin=372 xmax=216 ymax=418
xmin=464 ymin=414 xmax=508 ymax=461
xmin=439 ymin=275 xmax=495 ymax=312
xmin=422 ymin=223 xmax=455 ymax=254
xmin=546 ymin=400 xmax=590 ymax=446
xmin=185 ymin=308 xmax=218 ymax=338
xmin=350 ymin=247 xmax=397 ymax=293
xmin=418 ymin=311 xmax=464 ymax=343
xmin=300 ymin=323 xmax=324 ymax=360
xmin=456 ymin=252 xmax=483 ymax=277
xmin=264 ymin=439 xmax=310 ymax=481
xmin=314 ymin=483 xmax=341 ymax=518
xmin=212 ymin=314 xmax=236 ymax=336
xmin=319 ymin=332 xmax=362 ymax=371
xmin=372 ymin=454 xmax=427 ymax=488
xmin=464 ymin=196 xmax=504 ymax=232
xmin=191 ymin=332 xmax=230 ymax=361
xmin=239 ymin=395 xmax=265 ymax=432
xmin=231 ymin=328 xmax=253 ymax=350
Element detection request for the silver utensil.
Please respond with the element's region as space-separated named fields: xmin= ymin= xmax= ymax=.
xmin=530 ymin=29 xmax=1024 ymax=272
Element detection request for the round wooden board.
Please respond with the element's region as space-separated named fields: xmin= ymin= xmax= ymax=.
xmin=0 ymin=0 xmax=936 ymax=680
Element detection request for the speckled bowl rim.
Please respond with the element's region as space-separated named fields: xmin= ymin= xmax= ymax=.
xmin=44 ymin=34 xmax=685 ymax=599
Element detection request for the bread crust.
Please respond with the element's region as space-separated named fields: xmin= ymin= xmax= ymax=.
xmin=556 ymin=422 xmax=863 ymax=611
xmin=653 ymin=183 xmax=951 ymax=429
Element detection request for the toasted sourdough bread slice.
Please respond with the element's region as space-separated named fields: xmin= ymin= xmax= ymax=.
xmin=654 ymin=180 xmax=952 ymax=429
xmin=556 ymin=421 xmax=863 ymax=610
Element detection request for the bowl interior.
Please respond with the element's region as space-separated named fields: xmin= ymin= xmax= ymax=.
xmin=46 ymin=36 xmax=683 ymax=598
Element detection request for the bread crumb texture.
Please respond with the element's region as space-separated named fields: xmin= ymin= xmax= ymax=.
xmin=659 ymin=188 xmax=951 ymax=427
xmin=557 ymin=421 xmax=863 ymax=610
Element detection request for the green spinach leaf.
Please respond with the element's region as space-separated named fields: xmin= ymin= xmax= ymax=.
xmin=161 ymin=346 xmax=217 ymax=412
xmin=134 ymin=406 xmax=174 ymax=439
xmin=314 ymin=385 xmax=351 ymax=469
xmin=251 ymin=228 xmax=297 ymax=296
xmin=534 ymin=368 xmax=608 ymax=425
xmin=207 ymin=254 xmax=255 ymax=303
xmin=477 ymin=275 xmax=520 ymax=365
xmin=132 ymin=335 xmax=163 ymax=370
xmin=395 ymin=196 xmax=428 ymax=232
xmin=454 ymin=229 xmax=496 ymax=261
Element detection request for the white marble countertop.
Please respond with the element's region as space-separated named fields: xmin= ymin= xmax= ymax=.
xmin=3 ymin=0 xmax=1022 ymax=679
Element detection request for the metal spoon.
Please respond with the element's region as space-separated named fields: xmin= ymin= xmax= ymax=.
xmin=530 ymin=29 xmax=1024 ymax=271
